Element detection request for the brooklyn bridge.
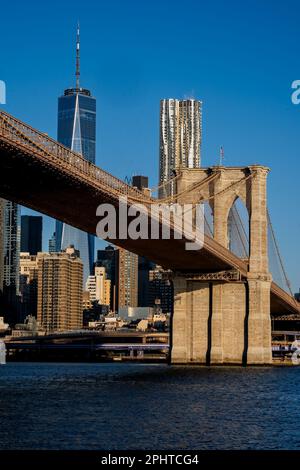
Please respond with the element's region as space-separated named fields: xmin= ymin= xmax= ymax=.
xmin=0 ymin=110 xmax=299 ymax=365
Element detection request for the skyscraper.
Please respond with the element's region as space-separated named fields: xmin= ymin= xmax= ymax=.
xmin=37 ymin=246 xmax=83 ymax=332
xmin=132 ymin=175 xmax=149 ymax=191
xmin=3 ymin=200 xmax=20 ymax=294
xmin=159 ymin=98 xmax=202 ymax=195
xmin=117 ymin=248 xmax=138 ymax=309
xmin=96 ymin=245 xmax=117 ymax=311
xmin=148 ymin=266 xmax=173 ymax=314
xmin=85 ymin=266 xmax=111 ymax=306
xmin=55 ymin=25 xmax=96 ymax=285
xmin=21 ymin=215 xmax=42 ymax=255
xmin=138 ymin=256 xmax=155 ymax=307
xmin=0 ymin=199 xmax=5 ymax=293
xmin=48 ymin=232 xmax=56 ymax=254
xmin=19 ymin=252 xmax=40 ymax=318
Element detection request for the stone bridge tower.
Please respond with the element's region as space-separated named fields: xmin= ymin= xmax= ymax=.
xmin=171 ymin=165 xmax=272 ymax=365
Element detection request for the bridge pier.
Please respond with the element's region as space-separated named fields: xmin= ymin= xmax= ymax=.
xmin=171 ymin=277 xmax=210 ymax=364
xmin=246 ymin=275 xmax=272 ymax=364
xmin=171 ymin=273 xmax=272 ymax=365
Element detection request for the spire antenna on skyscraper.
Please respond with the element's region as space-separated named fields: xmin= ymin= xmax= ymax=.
xmin=76 ymin=22 xmax=80 ymax=89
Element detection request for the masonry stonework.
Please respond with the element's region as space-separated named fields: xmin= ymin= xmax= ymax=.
xmin=171 ymin=166 xmax=272 ymax=365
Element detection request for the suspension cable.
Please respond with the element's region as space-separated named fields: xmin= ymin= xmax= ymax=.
xmin=229 ymin=206 xmax=248 ymax=258
xmin=267 ymin=209 xmax=295 ymax=299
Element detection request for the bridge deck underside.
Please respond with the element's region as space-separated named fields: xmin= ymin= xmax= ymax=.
xmin=0 ymin=139 xmax=298 ymax=316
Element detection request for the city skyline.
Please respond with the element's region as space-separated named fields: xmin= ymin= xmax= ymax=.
xmin=1 ymin=1 xmax=300 ymax=457
xmin=1 ymin=0 xmax=300 ymax=289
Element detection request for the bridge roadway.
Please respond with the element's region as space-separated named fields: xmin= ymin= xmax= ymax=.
xmin=0 ymin=110 xmax=298 ymax=316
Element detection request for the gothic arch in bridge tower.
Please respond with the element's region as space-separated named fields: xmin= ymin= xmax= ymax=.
xmin=227 ymin=197 xmax=249 ymax=259
xmin=210 ymin=171 xmax=252 ymax=252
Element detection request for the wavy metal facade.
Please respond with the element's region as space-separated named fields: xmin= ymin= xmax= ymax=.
xmin=159 ymin=99 xmax=202 ymax=196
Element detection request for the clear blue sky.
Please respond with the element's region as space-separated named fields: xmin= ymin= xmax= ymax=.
xmin=1 ymin=0 xmax=299 ymax=290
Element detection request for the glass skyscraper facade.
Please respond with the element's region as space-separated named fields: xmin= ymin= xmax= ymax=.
xmin=57 ymin=89 xmax=96 ymax=163
xmin=55 ymin=88 xmax=96 ymax=285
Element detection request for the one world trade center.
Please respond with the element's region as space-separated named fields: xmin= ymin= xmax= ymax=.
xmin=55 ymin=25 xmax=96 ymax=284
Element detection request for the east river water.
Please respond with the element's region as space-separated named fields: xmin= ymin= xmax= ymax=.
xmin=0 ymin=362 xmax=299 ymax=450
